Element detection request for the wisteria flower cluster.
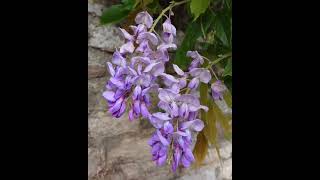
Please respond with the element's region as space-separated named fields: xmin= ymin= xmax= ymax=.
xmin=103 ymin=11 xmax=226 ymax=172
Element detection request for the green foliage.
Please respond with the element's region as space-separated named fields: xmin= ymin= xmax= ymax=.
xmin=223 ymin=58 xmax=232 ymax=77
xmin=190 ymin=0 xmax=211 ymax=21
xmin=100 ymin=0 xmax=137 ymax=25
xmin=173 ymin=10 xmax=215 ymax=70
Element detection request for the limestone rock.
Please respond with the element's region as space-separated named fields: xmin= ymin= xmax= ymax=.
xmin=88 ymin=24 xmax=124 ymax=52
xmin=88 ymin=146 xmax=106 ymax=179
xmin=88 ymin=111 xmax=141 ymax=143
xmin=88 ymin=47 xmax=112 ymax=79
xmin=88 ymin=1 xmax=105 ymax=16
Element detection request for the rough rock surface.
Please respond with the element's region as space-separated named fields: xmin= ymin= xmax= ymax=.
xmin=88 ymin=1 xmax=232 ymax=180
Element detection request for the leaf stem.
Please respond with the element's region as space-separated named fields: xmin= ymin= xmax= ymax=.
xmin=205 ymin=53 xmax=232 ymax=68
xmin=148 ymin=0 xmax=190 ymax=32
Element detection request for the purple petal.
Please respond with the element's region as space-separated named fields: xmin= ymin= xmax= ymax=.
xmin=135 ymin=40 xmax=152 ymax=54
xmin=156 ymin=153 xmax=167 ymax=166
xmin=179 ymin=78 xmax=187 ymax=88
xmin=189 ymin=68 xmax=202 ymax=77
xmin=106 ymin=62 xmax=115 ymax=77
xmin=172 ymin=147 xmax=181 ymax=172
xmin=180 ymin=119 xmax=204 ymax=132
xmin=158 ymin=146 xmax=167 ymax=157
xmin=148 ymin=133 xmax=159 ymax=146
xmin=162 ymin=19 xmax=176 ymax=36
xmin=133 ymin=100 xmax=141 ymax=114
xmin=137 ymin=32 xmax=158 ymax=45
xmin=157 ymin=43 xmax=177 ymax=50
xmin=149 ymin=116 xmax=163 ymax=128
xmin=114 ymin=89 xmax=125 ymax=99
xmin=170 ymin=84 xmax=180 ymax=94
xmin=175 ymin=130 xmax=188 ymax=137
xmin=102 ymin=91 xmax=116 ymax=102
xmin=127 ymin=67 xmax=137 ymax=76
xmin=129 ymin=109 xmax=134 ymax=121
xmin=160 ymin=73 xmax=179 ymax=83
xmin=151 ymin=142 xmax=161 ymax=155
xmin=186 ymin=51 xmax=204 ymax=64
xmin=112 ymin=51 xmax=126 ymax=67
xmin=181 ymin=155 xmax=191 ymax=168
xmin=133 ymin=85 xmax=142 ymax=100
xmin=162 ymin=32 xmax=174 ymax=44
xmin=198 ymin=105 xmax=209 ymax=112
xmin=116 ymin=101 xmax=126 ymax=118
xmin=109 ymin=77 xmax=125 ymax=89
xmin=119 ymin=41 xmax=135 ymax=54
xmin=140 ymin=103 xmax=150 ymax=118
xmin=158 ymin=88 xmax=179 ymax=103
xmin=131 ymin=56 xmax=151 ymax=66
xmin=188 ymin=77 xmax=199 ymax=89
xmin=151 ymin=49 xmax=169 ymax=62
xmin=184 ymin=148 xmax=195 ymax=162
xmin=157 ymin=100 xmax=171 ymax=113
xmin=143 ymin=62 xmax=165 ymax=76
xmin=157 ymin=130 xmax=169 ymax=146
xmin=135 ymin=11 xmax=153 ymax=28
xmin=173 ymin=64 xmax=184 ymax=76
xmin=119 ymin=28 xmax=134 ymax=41
xmin=171 ymin=101 xmax=179 ymax=117
xmin=137 ymin=64 xmax=142 ymax=75
xmin=179 ymin=103 xmax=189 ymax=119
xmin=144 ymin=62 xmax=160 ymax=73
xmin=109 ymin=97 xmax=123 ymax=114
xmin=163 ymin=121 xmax=174 ymax=134
xmin=176 ymin=94 xmax=200 ymax=111
xmin=199 ymin=69 xmax=211 ymax=83
xmin=152 ymin=112 xmax=171 ymax=121
xmin=151 ymin=62 xmax=165 ymax=76
xmin=138 ymin=74 xmax=152 ymax=87
xmin=114 ymin=66 xmax=127 ymax=77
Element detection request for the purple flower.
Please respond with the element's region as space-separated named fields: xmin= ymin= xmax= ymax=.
xmin=187 ymin=51 xmax=204 ymax=70
xmin=148 ymin=126 xmax=173 ymax=166
xmin=119 ymin=28 xmax=135 ymax=41
xmin=162 ymin=19 xmax=176 ymax=36
xmin=135 ymin=11 xmax=153 ymax=28
xmin=187 ymin=68 xmax=212 ymax=89
xmin=112 ymin=50 xmax=126 ymax=67
xmin=149 ymin=112 xmax=172 ymax=128
xmin=136 ymin=32 xmax=159 ymax=45
xmin=119 ymin=41 xmax=135 ymax=54
xmin=103 ymin=10 xmax=220 ymax=171
xmin=211 ymin=80 xmax=226 ymax=100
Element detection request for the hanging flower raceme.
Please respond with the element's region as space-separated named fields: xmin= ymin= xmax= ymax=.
xmin=102 ymin=10 xmax=229 ymax=172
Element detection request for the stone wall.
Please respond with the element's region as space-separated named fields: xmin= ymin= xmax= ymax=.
xmin=88 ymin=1 xmax=232 ymax=179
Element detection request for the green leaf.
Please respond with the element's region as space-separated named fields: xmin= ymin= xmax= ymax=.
xmin=210 ymin=5 xmax=232 ymax=48
xmin=224 ymin=76 xmax=232 ymax=93
xmin=174 ymin=10 xmax=215 ymax=70
xmin=193 ymin=131 xmax=208 ymax=167
xmin=223 ymin=88 xmax=232 ymax=107
xmin=100 ymin=0 xmax=136 ymax=25
xmin=203 ymin=99 xmax=217 ymax=145
xmin=193 ymin=83 xmax=209 ymax=167
xmin=190 ymin=0 xmax=211 ymax=21
xmin=223 ymin=58 xmax=232 ymax=77
xmin=213 ymin=101 xmax=232 ymax=141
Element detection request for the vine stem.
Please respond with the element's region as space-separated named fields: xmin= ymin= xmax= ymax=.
xmin=148 ymin=0 xmax=190 ymax=32
xmin=205 ymin=53 xmax=232 ymax=68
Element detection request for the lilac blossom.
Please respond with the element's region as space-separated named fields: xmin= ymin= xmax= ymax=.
xmin=211 ymin=80 xmax=226 ymax=100
xmin=187 ymin=51 xmax=204 ymax=70
xmin=102 ymin=10 xmax=217 ymax=172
